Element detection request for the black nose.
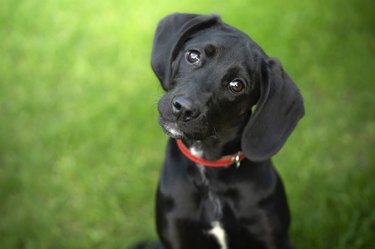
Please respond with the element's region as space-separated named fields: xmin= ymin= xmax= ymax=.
xmin=172 ymin=96 xmax=198 ymax=121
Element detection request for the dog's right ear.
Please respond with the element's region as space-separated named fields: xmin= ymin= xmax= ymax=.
xmin=151 ymin=13 xmax=220 ymax=90
xmin=241 ymin=58 xmax=304 ymax=162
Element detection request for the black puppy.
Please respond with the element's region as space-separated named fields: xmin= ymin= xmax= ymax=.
xmin=151 ymin=13 xmax=304 ymax=249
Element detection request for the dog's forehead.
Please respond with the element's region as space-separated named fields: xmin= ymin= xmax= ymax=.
xmin=187 ymin=27 xmax=250 ymax=50
xmin=184 ymin=29 xmax=257 ymax=70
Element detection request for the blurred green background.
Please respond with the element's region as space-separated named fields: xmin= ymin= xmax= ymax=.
xmin=0 ymin=0 xmax=374 ymax=248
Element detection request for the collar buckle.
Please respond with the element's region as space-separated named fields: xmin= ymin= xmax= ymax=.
xmin=231 ymin=152 xmax=242 ymax=168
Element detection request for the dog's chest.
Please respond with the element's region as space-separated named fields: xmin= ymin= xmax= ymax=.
xmin=208 ymin=221 xmax=228 ymax=249
xmin=197 ymin=169 xmax=229 ymax=249
xmin=190 ymin=145 xmax=229 ymax=249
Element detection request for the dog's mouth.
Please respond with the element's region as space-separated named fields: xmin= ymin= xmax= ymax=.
xmin=160 ymin=121 xmax=185 ymax=139
xmin=159 ymin=117 xmax=212 ymax=140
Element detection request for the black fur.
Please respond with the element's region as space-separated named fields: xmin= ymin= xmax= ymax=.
xmin=148 ymin=13 xmax=304 ymax=249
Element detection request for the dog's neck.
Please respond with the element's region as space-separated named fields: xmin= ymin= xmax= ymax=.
xmin=184 ymin=124 xmax=244 ymax=161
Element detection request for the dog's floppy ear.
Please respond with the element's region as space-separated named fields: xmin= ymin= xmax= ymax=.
xmin=241 ymin=58 xmax=304 ymax=162
xmin=151 ymin=13 xmax=220 ymax=90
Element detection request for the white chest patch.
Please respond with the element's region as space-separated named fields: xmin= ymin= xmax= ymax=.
xmin=190 ymin=145 xmax=203 ymax=158
xmin=189 ymin=144 xmax=227 ymax=248
xmin=208 ymin=221 xmax=228 ymax=249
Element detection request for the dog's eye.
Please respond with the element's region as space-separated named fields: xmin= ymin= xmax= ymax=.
xmin=228 ymin=79 xmax=245 ymax=93
xmin=185 ymin=50 xmax=201 ymax=64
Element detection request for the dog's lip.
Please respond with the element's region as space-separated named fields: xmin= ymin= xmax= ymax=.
xmin=160 ymin=120 xmax=184 ymax=139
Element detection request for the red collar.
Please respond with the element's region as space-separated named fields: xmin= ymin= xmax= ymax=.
xmin=176 ymin=139 xmax=245 ymax=168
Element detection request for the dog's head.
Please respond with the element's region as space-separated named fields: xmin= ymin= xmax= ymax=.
xmin=151 ymin=13 xmax=304 ymax=162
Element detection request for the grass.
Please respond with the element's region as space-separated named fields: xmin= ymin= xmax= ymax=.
xmin=0 ymin=0 xmax=374 ymax=248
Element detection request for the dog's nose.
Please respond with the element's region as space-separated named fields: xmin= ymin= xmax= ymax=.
xmin=172 ymin=96 xmax=198 ymax=121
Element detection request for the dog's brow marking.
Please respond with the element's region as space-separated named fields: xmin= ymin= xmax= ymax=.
xmin=209 ymin=221 xmax=228 ymax=249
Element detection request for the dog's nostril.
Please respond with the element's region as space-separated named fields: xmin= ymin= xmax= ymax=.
xmin=172 ymin=97 xmax=197 ymax=121
xmin=172 ymin=101 xmax=182 ymax=112
xmin=184 ymin=110 xmax=193 ymax=121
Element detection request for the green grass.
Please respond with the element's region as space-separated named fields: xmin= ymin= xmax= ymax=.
xmin=0 ymin=0 xmax=374 ymax=248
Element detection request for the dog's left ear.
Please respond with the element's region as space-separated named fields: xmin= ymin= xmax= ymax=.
xmin=151 ymin=13 xmax=220 ymax=90
xmin=241 ymin=58 xmax=304 ymax=162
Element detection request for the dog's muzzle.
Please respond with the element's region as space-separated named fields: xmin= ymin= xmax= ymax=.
xmin=160 ymin=121 xmax=184 ymax=138
xmin=171 ymin=96 xmax=200 ymax=122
